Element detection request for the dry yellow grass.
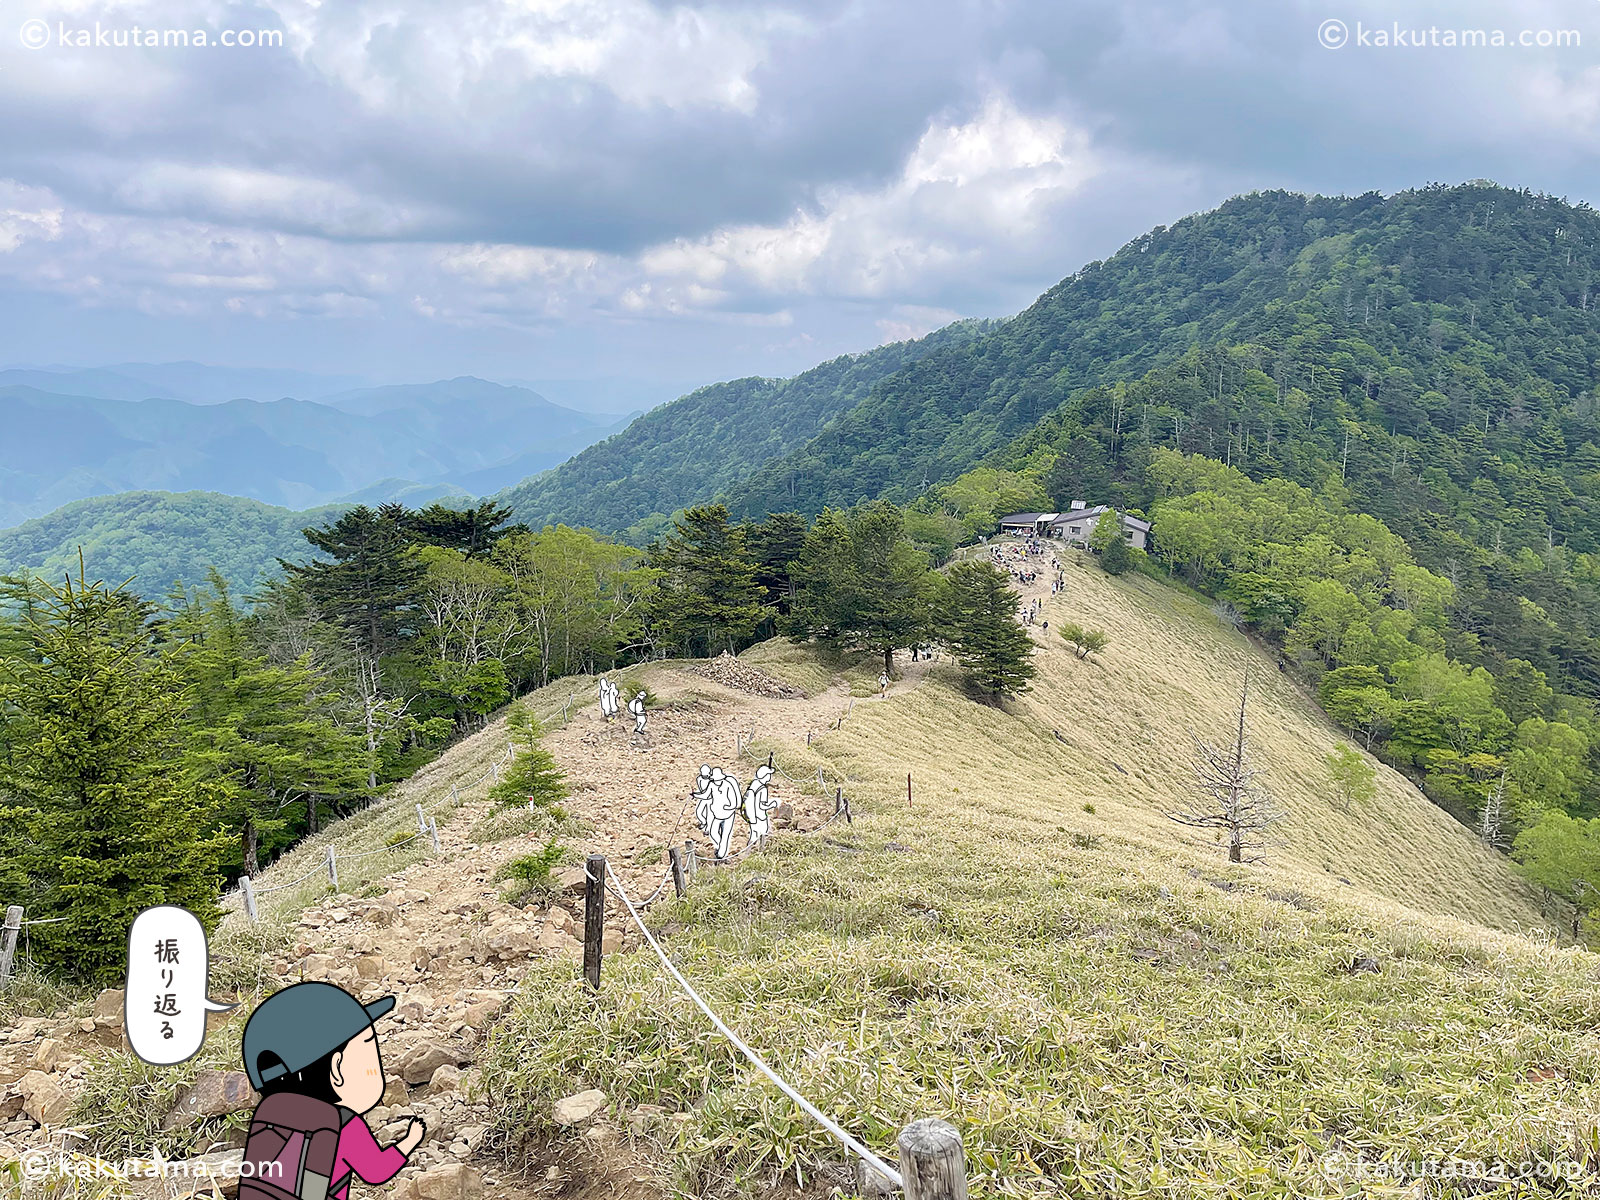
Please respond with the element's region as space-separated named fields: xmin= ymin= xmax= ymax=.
xmin=827 ymin=549 xmax=1543 ymax=933
xmin=484 ymin=577 xmax=1600 ymax=1197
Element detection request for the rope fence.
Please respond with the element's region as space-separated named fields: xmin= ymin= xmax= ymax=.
xmin=218 ymin=742 xmax=514 ymax=922
xmin=588 ymin=857 xmax=968 ymax=1200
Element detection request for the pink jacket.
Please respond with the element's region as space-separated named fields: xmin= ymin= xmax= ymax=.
xmin=330 ymin=1117 xmax=408 ymax=1200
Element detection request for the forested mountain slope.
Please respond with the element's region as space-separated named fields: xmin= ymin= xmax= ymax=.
xmin=728 ymin=185 xmax=1600 ymax=522
xmin=0 ymin=491 xmax=339 ymax=594
xmin=496 ymin=320 xmax=990 ymax=537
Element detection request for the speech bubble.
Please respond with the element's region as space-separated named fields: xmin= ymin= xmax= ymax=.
xmin=124 ymin=906 xmax=234 ymax=1066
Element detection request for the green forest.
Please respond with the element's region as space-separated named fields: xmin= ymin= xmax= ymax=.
xmin=0 ymin=491 xmax=343 ymax=596
xmin=495 ymin=320 xmax=989 ymax=541
xmin=0 ymin=496 xmax=1029 ymax=981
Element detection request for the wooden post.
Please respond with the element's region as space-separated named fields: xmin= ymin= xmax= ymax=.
xmin=326 ymin=846 xmax=338 ymax=891
xmin=767 ymin=751 xmax=774 ymax=770
xmin=428 ymin=817 xmax=441 ymax=853
xmin=0 ymin=906 xmax=23 ymax=987
xmin=684 ymin=840 xmax=697 ymax=880
xmin=583 ymin=854 xmax=606 ymax=991
xmin=908 ymin=772 xmax=913 ymax=809
xmin=668 ymin=848 xmax=687 ymax=898
xmin=818 ymin=766 xmax=826 ymax=790
xmin=416 ymin=803 xmax=428 ymax=836
xmin=451 ymin=785 xmax=459 ymax=803
xmin=240 ymin=877 xmax=257 ymax=922
xmin=898 ymin=1118 xmax=968 ymax=1200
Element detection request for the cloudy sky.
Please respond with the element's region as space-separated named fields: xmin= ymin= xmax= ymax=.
xmin=2 ymin=0 xmax=1598 ymax=390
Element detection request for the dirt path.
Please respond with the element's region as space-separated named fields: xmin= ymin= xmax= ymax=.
xmin=0 ymin=651 xmax=933 ymax=1200
xmin=545 ymin=662 xmax=918 ymax=900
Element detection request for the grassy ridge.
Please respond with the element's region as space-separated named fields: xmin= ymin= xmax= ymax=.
xmin=482 ymin=564 xmax=1591 ymax=1198
xmin=997 ymin=555 xmax=1542 ymax=930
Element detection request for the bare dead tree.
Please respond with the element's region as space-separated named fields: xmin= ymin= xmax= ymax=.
xmin=1167 ymin=673 xmax=1284 ymax=863
xmin=1479 ymin=772 xmax=1507 ymax=850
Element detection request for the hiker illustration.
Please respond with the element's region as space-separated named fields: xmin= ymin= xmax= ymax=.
xmin=627 ymin=690 xmax=648 ymax=737
xmin=598 ymin=678 xmax=619 ymax=721
xmin=878 ymin=671 xmax=889 ymax=698
xmin=706 ymin=766 xmax=742 ymax=859
xmin=240 ymin=982 xmax=424 ymax=1200
xmin=691 ymin=764 xmax=714 ymax=831
xmin=743 ymin=764 xmax=778 ymax=848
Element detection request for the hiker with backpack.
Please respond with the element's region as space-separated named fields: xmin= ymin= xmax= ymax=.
xmin=241 ymin=982 xmax=425 ymax=1200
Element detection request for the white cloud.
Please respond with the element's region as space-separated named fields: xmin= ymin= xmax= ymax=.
xmin=0 ymin=182 xmax=65 ymax=254
xmin=877 ymin=305 xmax=965 ymax=344
xmin=635 ymin=95 xmax=1100 ymax=305
xmin=0 ymin=93 xmax=1118 ymax=336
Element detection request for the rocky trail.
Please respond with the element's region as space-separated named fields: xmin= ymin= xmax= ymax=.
xmin=0 ymin=653 xmax=928 ymax=1200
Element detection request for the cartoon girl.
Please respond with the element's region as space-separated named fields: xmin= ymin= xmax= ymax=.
xmin=240 ymin=982 xmax=425 ymax=1200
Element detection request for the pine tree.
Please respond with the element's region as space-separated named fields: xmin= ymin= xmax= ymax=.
xmin=489 ymin=704 xmax=569 ymax=811
xmin=0 ymin=566 xmax=222 ymax=982
xmin=744 ymin=511 xmax=809 ymax=613
xmin=939 ymin=560 xmax=1036 ymax=699
xmin=404 ymin=501 xmax=520 ymax=558
xmin=1098 ymin=528 xmax=1133 ymax=575
xmin=280 ymin=505 xmax=425 ymax=661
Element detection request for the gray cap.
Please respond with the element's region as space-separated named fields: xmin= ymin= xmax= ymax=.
xmin=241 ymin=981 xmax=395 ymax=1090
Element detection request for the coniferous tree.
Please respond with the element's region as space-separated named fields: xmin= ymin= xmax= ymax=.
xmin=489 ymin=704 xmax=568 ymax=811
xmin=404 ymin=501 xmax=521 ymax=558
xmin=1097 ymin=521 xmax=1134 ymax=575
xmin=788 ymin=502 xmax=931 ymax=675
xmin=169 ymin=570 xmax=369 ymax=875
xmin=0 ymin=567 xmax=221 ymax=982
xmin=647 ymin=505 xmax=770 ymax=656
xmin=745 ymin=512 xmax=809 ymax=614
xmin=280 ymin=505 xmax=425 ymax=661
xmin=939 ymin=560 xmax=1036 ymax=699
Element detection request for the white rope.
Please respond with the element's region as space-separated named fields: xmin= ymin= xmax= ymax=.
xmin=17 ymin=914 xmax=69 ymax=926
xmin=339 ymin=832 xmax=422 ymax=861
xmin=636 ymin=866 xmax=676 ymax=909
xmin=253 ymin=860 xmax=329 ymax=895
xmin=604 ymin=865 xmax=904 ymax=1190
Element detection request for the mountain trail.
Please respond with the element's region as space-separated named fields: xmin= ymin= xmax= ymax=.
xmin=0 ymin=652 xmax=930 ymax=1200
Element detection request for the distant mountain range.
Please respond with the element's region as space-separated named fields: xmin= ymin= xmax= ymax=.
xmin=496 ymin=321 xmax=991 ymax=539
xmin=0 ymin=362 xmax=364 ymax=404
xmin=0 ymin=372 xmax=635 ymax=527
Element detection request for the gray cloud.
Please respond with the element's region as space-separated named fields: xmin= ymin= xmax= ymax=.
xmin=0 ymin=0 xmax=1596 ymax=382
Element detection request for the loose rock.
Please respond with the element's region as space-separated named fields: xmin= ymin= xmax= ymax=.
xmin=685 ymin=653 xmax=805 ymax=699
xmin=18 ymin=1070 xmax=71 ymax=1126
xmin=399 ymin=1041 xmax=461 ymax=1085
xmin=552 ymin=1089 xmax=606 ymax=1126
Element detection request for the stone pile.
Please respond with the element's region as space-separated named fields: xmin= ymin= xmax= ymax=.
xmin=686 ymin=652 xmax=805 ymax=699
